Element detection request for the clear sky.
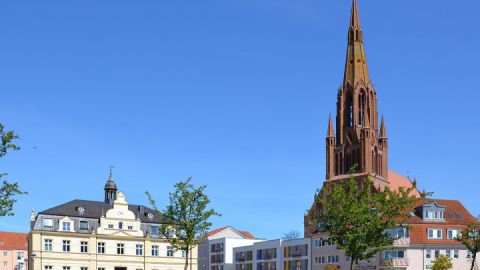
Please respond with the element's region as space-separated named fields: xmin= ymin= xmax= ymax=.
xmin=0 ymin=0 xmax=479 ymax=239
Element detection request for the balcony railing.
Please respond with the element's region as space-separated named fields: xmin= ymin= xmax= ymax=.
xmin=393 ymin=237 xmax=410 ymax=247
xmin=382 ymin=258 xmax=409 ymax=267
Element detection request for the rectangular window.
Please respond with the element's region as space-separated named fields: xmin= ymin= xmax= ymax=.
xmin=447 ymin=229 xmax=460 ymax=239
xmin=81 ymin=241 xmax=88 ymax=253
xmin=3 ymin=262 xmax=7 ymax=268
xmin=167 ymin=246 xmax=174 ymax=257
xmin=454 ymin=250 xmax=459 ymax=258
xmin=17 ymin=252 xmax=24 ymax=260
xmin=384 ymin=250 xmax=405 ymax=259
xmin=150 ymin=226 xmax=159 ymax=235
xmin=426 ymin=250 xmax=432 ymax=259
xmin=435 ymin=250 xmax=440 ymax=258
xmin=136 ymin=244 xmax=143 ymax=256
xmin=44 ymin=266 xmax=52 ymax=270
xmin=43 ymin=218 xmax=53 ymax=228
xmin=467 ymin=251 xmax=472 ymax=258
xmin=62 ymin=222 xmax=71 ymax=231
xmin=81 ymin=267 xmax=88 ymax=270
xmin=446 ymin=250 xmax=451 ymax=258
xmin=97 ymin=242 xmax=105 ymax=254
xmin=80 ymin=221 xmax=89 ymax=230
xmin=98 ymin=268 xmax=105 ymax=270
xmin=44 ymin=239 xmax=53 ymax=251
xmin=428 ymin=229 xmax=443 ymax=239
xmin=62 ymin=240 xmax=71 ymax=252
xmin=182 ymin=250 xmax=187 ymax=258
xmin=128 ymin=226 xmax=133 ymax=230
xmin=108 ymin=224 xmax=114 ymax=229
xmin=63 ymin=267 xmax=70 ymax=270
xmin=117 ymin=243 xmax=125 ymax=255
xmin=2 ymin=252 xmax=6 ymax=256
xmin=152 ymin=245 xmax=158 ymax=256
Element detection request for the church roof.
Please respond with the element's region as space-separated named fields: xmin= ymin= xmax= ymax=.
xmin=39 ymin=199 xmax=164 ymax=224
xmin=388 ymin=170 xmax=420 ymax=197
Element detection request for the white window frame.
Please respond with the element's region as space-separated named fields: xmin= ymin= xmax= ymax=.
xmin=136 ymin=244 xmax=143 ymax=256
xmin=97 ymin=242 xmax=105 ymax=254
xmin=62 ymin=221 xmax=71 ymax=231
xmin=44 ymin=239 xmax=53 ymax=251
xmin=62 ymin=240 xmax=70 ymax=252
xmin=80 ymin=241 xmax=88 ymax=253
xmin=167 ymin=246 xmax=174 ymax=257
xmin=428 ymin=229 xmax=443 ymax=239
xmin=152 ymin=245 xmax=159 ymax=256
xmin=43 ymin=218 xmax=53 ymax=228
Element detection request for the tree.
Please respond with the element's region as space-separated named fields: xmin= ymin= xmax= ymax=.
xmin=0 ymin=123 xmax=26 ymax=217
xmin=456 ymin=222 xmax=480 ymax=270
xmin=282 ymin=230 xmax=301 ymax=240
xmin=147 ymin=178 xmax=221 ymax=270
xmin=432 ymin=255 xmax=453 ymax=270
xmin=316 ymin=171 xmax=419 ymax=270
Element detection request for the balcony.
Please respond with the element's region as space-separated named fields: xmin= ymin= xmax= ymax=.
xmin=393 ymin=237 xmax=410 ymax=247
xmin=382 ymin=258 xmax=409 ymax=267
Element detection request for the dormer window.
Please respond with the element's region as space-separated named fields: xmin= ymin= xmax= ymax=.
xmin=62 ymin=221 xmax=71 ymax=231
xmin=43 ymin=218 xmax=53 ymax=228
xmin=147 ymin=213 xmax=154 ymax=219
xmin=421 ymin=202 xmax=446 ymax=221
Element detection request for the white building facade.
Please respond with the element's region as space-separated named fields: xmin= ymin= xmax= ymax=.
xmin=198 ymin=227 xmax=261 ymax=270
xmin=29 ymin=176 xmax=196 ymax=270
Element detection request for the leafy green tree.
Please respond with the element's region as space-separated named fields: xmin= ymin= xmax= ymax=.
xmin=147 ymin=178 xmax=221 ymax=270
xmin=316 ymin=170 xmax=419 ymax=270
xmin=456 ymin=223 xmax=480 ymax=270
xmin=0 ymin=123 xmax=26 ymax=217
xmin=432 ymin=255 xmax=453 ymax=270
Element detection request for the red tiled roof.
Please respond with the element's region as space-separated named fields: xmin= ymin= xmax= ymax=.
xmin=0 ymin=232 xmax=28 ymax=250
xmin=406 ymin=199 xmax=477 ymax=245
xmin=206 ymin=227 xmax=255 ymax=239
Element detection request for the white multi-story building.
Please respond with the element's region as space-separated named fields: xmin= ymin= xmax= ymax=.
xmin=233 ymin=239 xmax=311 ymax=270
xmin=198 ymin=227 xmax=261 ymax=270
xmin=29 ymin=175 xmax=197 ymax=270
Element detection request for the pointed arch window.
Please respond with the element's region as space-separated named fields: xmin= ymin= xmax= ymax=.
xmin=359 ymin=92 xmax=366 ymax=126
xmin=347 ymin=96 xmax=353 ymax=127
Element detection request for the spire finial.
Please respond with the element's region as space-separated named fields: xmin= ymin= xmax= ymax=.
xmin=109 ymin=165 xmax=114 ymax=179
xmin=380 ymin=115 xmax=387 ymax=139
xmin=350 ymin=0 xmax=362 ymax=30
xmin=327 ymin=113 xmax=335 ymax=138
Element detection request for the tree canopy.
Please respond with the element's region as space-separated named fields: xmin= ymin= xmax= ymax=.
xmin=0 ymin=123 xmax=26 ymax=217
xmin=316 ymin=172 xmax=419 ymax=270
xmin=432 ymin=255 xmax=453 ymax=270
xmin=456 ymin=222 xmax=480 ymax=270
xmin=147 ymin=177 xmax=220 ymax=270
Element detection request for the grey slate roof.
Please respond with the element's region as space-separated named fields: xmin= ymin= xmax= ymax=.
xmin=39 ymin=199 xmax=164 ymax=224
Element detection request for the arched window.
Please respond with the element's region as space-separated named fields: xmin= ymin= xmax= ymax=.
xmin=119 ymin=222 xmax=123 ymax=229
xmin=359 ymin=92 xmax=366 ymax=125
xmin=347 ymin=96 xmax=353 ymax=127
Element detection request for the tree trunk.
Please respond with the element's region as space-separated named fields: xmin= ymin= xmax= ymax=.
xmin=350 ymin=259 xmax=355 ymax=270
xmin=471 ymin=253 xmax=476 ymax=270
xmin=184 ymin=249 xmax=190 ymax=270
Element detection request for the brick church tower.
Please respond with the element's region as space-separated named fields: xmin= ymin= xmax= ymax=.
xmin=305 ymin=0 xmax=391 ymax=236
xmin=326 ymin=0 xmax=388 ymax=183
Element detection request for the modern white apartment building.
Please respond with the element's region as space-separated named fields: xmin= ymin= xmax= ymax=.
xmin=28 ymin=175 xmax=197 ymax=270
xmin=233 ymin=238 xmax=311 ymax=270
xmin=198 ymin=227 xmax=261 ymax=270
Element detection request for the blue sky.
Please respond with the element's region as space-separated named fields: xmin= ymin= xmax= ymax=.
xmin=0 ymin=0 xmax=479 ymax=239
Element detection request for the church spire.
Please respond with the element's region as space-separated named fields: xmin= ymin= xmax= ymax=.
xmin=380 ymin=115 xmax=387 ymax=139
xmin=343 ymin=0 xmax=370 ymax=86
xmin=327 ymin=113 xmax=335 ymax=138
